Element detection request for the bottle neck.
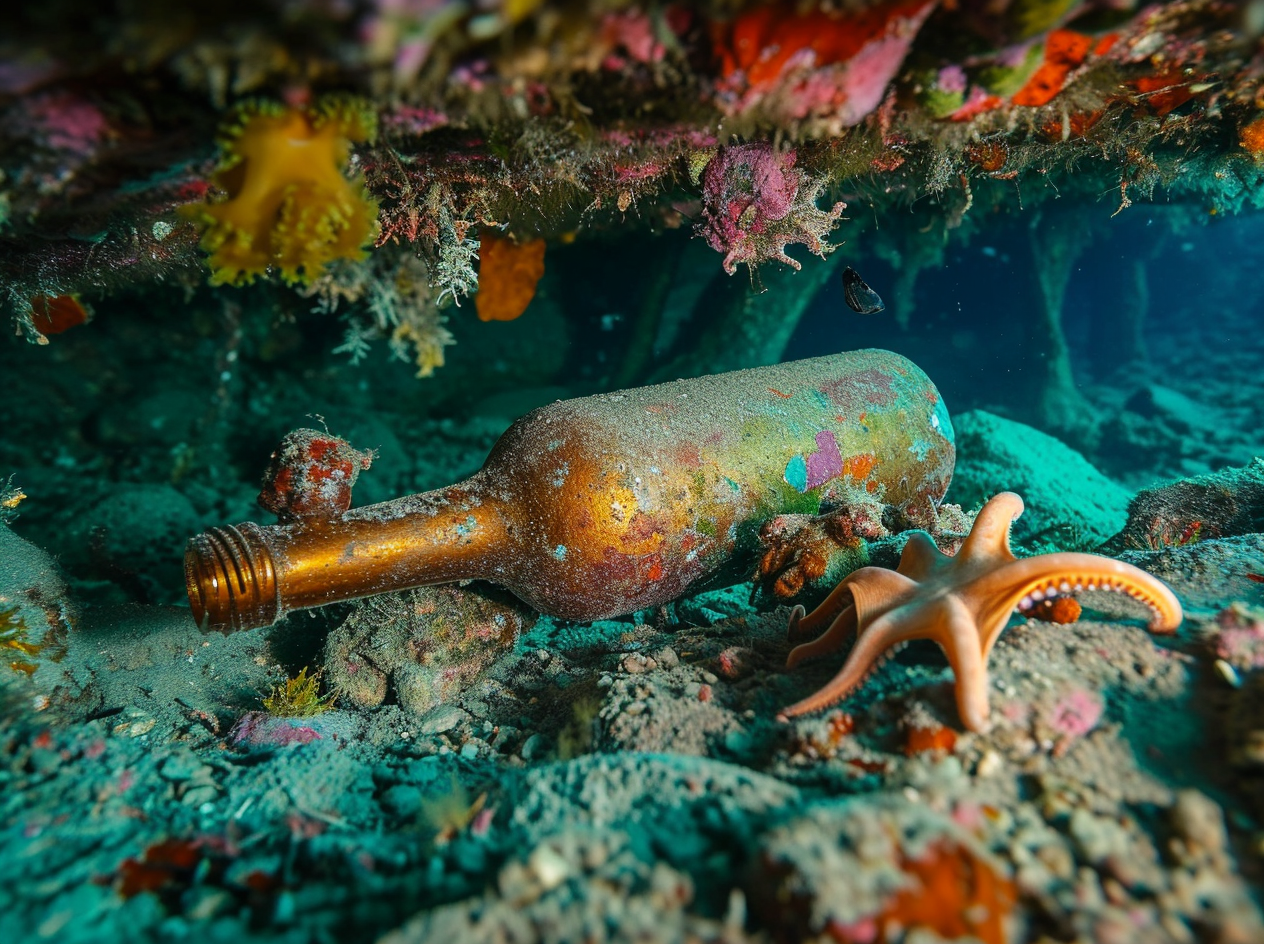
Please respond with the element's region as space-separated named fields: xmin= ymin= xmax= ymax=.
xmin=185 ymin=476 xmax=510 ymax=632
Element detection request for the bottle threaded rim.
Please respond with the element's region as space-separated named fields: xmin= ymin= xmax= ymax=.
xmin=185 ymin=522 xmax=281 ymax=632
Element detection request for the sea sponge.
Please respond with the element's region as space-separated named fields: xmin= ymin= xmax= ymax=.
xmin=1240 ymin=115 xmax=1264 ymax=158
xmin=475 ymin=233 xmax=546 ymax=322
xmin=185 ymin=98 xmax=380 ymax=286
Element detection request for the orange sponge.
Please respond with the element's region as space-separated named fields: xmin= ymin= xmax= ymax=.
xmin=1241 ymin=115 xmax=1264 ymax=157
xmin=475 ymin=233 xmax=546 ymax=323
xmin=186 ymin=98 xmax=379 ymax=286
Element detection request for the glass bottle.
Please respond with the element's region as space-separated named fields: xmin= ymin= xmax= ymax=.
xmin=185 ymin=349 xmax=954 ymax=631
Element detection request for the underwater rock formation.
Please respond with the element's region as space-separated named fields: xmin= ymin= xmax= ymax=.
xmin=324 ymin=584 xmax=533 ymax=716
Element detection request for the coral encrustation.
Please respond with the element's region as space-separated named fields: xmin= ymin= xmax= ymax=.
xmin=698 ymin=142 xmax=845 ymax=275
xmin=185 ymin=98 xmax=380 ymax=286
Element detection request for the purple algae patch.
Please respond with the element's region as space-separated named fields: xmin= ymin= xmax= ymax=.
xmin=231 ymin=712 xmax=324 ymax=748
xmin=804 ymin=430 xmax=844 ymax=490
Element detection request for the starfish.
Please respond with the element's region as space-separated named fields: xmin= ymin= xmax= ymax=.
xmin=777 ymin=492 xmax=1183 ymax=732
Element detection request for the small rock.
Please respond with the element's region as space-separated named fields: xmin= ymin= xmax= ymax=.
xmin=382 ymin=784 xmax=424 ymax=818
xmin=1169 ymin=789 xmax=1228 ymax=865
xmin=652 ymin=647 xmax=680 ymax=669
xmin=976 ymin=750 xmax=1004 ymax=778
xmin=418 ymin=705 xmax=471 ymax=736
xmin=621 ymin=652 xmax=655 ymax=674
xmin=181 ymin=784 xmax=219 ymax=807
xmin=528 ymin=844 xmax=570 ymax=891
xmin=519 ymin=733 xmax=546 ymax=761
xmin=159 ymin=751 xmax=206 ymax=783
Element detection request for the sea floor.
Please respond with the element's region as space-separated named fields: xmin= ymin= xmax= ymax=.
xmin=1 ymin=289 xmax=1263 ymax=943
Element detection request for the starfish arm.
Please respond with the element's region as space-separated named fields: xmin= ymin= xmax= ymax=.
xmin=786 ymin=605 xmax=858 ymax=669
xmin=787 ymin=578 xmax=856 ymax=642
xmin=778 ymin=607 xmax=929 ymax=721
xmin=966 ymin=552 xmax=1183 ymax=651
xmin=937 ymin=594 xmax=993 ymax=733
xmin=789 ymin=566 xmax=918 ymax=640
xmin=957 ymin=492 xmax=1023 ymax=568
xmin=898 ymin=531 xmax=951 ymax=582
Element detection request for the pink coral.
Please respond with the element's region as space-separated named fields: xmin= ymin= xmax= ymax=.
xmin=697 ymin=142 xmax=845 ymax=275
xmin=1046 ymin=688 xmax=1103 ymax=740
xmin=23 ymin=91 xmax=109 ymax=154
xmin=231 ymin=712 xmax=323 ymax=748
xmin=600 ymin=10 xmax=664 ymax=68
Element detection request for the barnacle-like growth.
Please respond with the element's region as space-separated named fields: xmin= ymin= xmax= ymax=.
xmin=186 ymin=97 xmax=380 ymax=286
xmin=262 ymin=666 xmax=335 ymax=717
xmin=697 ymin=142 xmax=845 ymax=275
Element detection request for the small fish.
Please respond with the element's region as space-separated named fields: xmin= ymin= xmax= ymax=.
xmin=841 ymin=267 xmax=885 ymax=314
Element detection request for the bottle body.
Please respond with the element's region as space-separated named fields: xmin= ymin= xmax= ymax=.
xmin=186 ymin=349 xmax=954 ymax=631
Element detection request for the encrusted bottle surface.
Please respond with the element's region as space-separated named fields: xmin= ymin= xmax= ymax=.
xmin=186 ymin=349 xmax=954 ymax=631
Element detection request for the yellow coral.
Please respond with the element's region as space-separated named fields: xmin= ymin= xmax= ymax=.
xmin=186 ymin=98 xmax=380 ymax=286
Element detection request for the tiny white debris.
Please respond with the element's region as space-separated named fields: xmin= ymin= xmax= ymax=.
xmin=529 ymin=844 xmax=571 ymax=891
xmin=1214 ymin=659 xmax=1242 ymax=689
xmin=976 ymin=750 xmax=1004 ymax=778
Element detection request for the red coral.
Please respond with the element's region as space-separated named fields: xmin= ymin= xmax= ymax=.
xmin=717 ymin=0 xmax=935 ymax=89
xmin=117 ymin=838 xmax=204 ymax=899
xmin=697 ymin=142 xmax=845 ymax=275
xmin=29 ymin=294 xmax=91 ymax=336
xmin=711 ymin=0 xmax=936 ymax=125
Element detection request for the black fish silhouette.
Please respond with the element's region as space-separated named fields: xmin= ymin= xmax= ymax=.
xmin=841 ymin=266 xmax=885 ymax=314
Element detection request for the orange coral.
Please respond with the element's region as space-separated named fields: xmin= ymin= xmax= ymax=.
xmin=1039 ymin=108 xmax=1104 ymax=141
xmin=1012 ymin=30 xmax=1093 ymax=108
xmin=879 ymin=840 xmax=1015 ymax=944
xmin=904 ymin=722 xmax=957 ymax=756
xmin=185 ymin=98 xmax=379 ymax=286
xmin=475 ymin=233 xmax=546 ymax=323
xmin=29 ymin=294 xmax=91 ymax=335
xmin=1240 ymin=115 xmax=1264 ymax=156
xmin=1131 ymin=70 xmax=1196 ymax=117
